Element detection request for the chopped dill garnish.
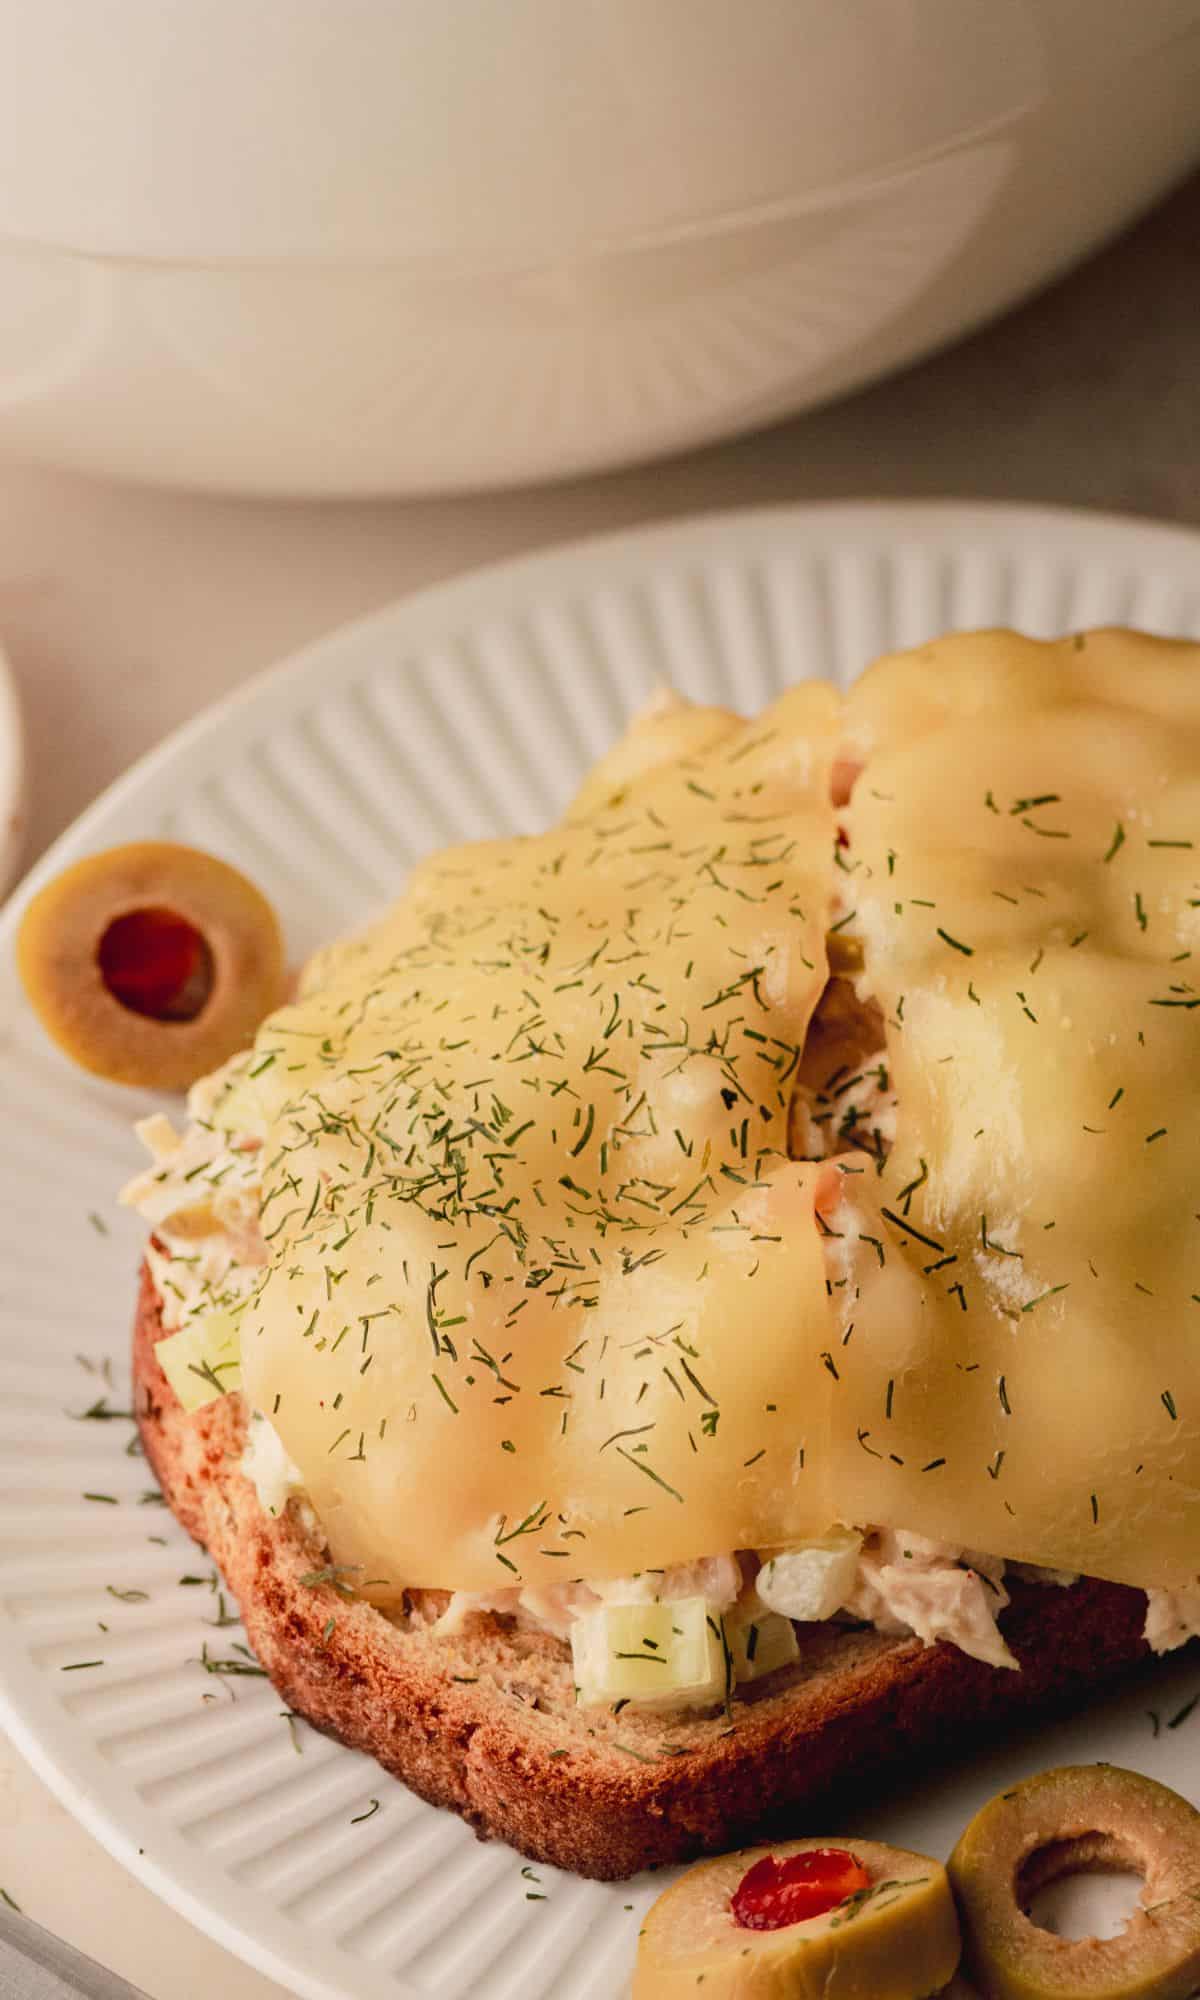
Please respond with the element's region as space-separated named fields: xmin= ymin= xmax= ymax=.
xmin=936 ymin=928 xmax=973 ymax=956
xmin=1021 ymin=1284 xmax=1069 ymax=1313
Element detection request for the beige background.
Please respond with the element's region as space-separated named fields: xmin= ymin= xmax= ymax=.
xmin=1 ymin=167 xmax=1198 ymax=1999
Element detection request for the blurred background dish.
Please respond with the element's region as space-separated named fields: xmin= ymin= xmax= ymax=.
xmin=0 ymin=0 xmax=1198 ymax=497
xmin=0 ymin=638 xmax=24 ymax=895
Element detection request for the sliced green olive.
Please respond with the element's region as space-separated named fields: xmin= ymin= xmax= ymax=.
xmin=634 ymin=1836 xmax=961 ymax=1999
xmin=17 ymin=841 xmax=284 ymax=1091
xmin=949 ymin=1764 xmax=1200 ymax=2000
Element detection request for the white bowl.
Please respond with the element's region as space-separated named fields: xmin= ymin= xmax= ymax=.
xmin=1 ymin=0 xmax=1199 ymax=496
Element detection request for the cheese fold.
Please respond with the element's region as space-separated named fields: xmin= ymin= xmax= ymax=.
xmin=831 ymin=630 xmax=1200 ymax=1588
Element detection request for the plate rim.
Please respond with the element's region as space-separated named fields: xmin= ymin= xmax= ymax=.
xmin=5 ymin=496 xmax=1200 ymax=933
xmin=2 ymin=494 xmax=1200 ymax=2000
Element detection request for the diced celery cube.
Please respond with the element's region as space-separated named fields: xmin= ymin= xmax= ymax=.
xmin=571 ymin=1596 xmax=726 ymax=1711
xmin=155 ymin=1311 xmax=242 ymax=1412
xmin=724 ymin=1605 xmax=800 ymax=1684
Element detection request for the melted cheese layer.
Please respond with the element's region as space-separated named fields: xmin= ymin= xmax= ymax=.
xmin=239 ymin=685 xmax=843 ymax=1597
xmin=214 ymin=630 xmax=1200 ymax=1602
xmin=832 ymin=630 xmax=1200 ymax=1589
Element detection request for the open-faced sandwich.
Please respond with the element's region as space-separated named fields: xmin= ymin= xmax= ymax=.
xmin=90 ymin=629 xmax=1200 ymax=1878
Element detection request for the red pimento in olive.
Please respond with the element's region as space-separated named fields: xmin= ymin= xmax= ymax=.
xmin=732 ymin=1847 xmax=870 ymax=1930
xmin=97 ymin=906 xmax=214 ymax=1021
xmin=17 ymin=841 xmax=285 ymax=1090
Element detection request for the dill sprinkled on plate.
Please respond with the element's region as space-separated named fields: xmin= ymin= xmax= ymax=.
xmin=72 ymin=1398 xmax=134 ymax=1422
xmin=196 ymin=1643 xmax=268 ymax=1678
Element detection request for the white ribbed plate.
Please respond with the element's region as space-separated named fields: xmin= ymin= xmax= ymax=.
xmin=1 ymin=503 xmax=1199 ymax=2000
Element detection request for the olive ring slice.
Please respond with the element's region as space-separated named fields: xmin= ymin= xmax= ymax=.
xmin=949 ymin=1764 xmax=1200 ymax=2000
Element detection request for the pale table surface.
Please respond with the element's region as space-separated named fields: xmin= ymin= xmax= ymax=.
xmin=1 ymin=166 xmax=1199 ymax=2000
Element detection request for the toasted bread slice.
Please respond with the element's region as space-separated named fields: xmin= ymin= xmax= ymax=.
xmin=134 ymin=1263 xmax=1152 ymax=1880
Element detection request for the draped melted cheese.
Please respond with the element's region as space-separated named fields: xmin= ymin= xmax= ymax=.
xmin=232 ymin=630 xmax=1200 ymax=1602
xmin=239 ymin=685 xmax=843 ymax=1597
xmin=831 ymin=630 xmax=1200 ymax=1590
